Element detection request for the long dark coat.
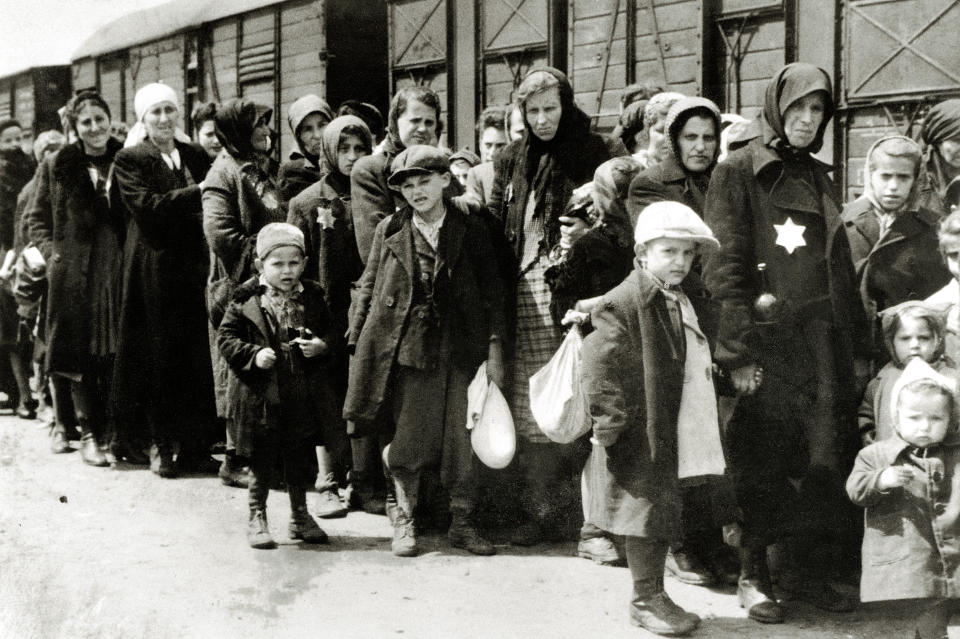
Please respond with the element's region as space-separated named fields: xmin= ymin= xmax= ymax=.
xmin=847 ymin=435 xmax=960 ymax=601
xmin=842 ymin=196 xmax=950 ymax=356
xmin=25 ymin=139 xmax=125 ymax=374
xmin=580 ymin=267 xmax=721 ymax=539
xmin=627 ymin=154 xmax=709 ymax=224
xmin=112 ymin=139 xmax=215 ymax=444
xmin=217 ymin=277 xmax=339 ymax=457
xmin=0 ymin=147 xmax=36 ymax=251
xmin=343 ymin=204 xmax=505 ymax=425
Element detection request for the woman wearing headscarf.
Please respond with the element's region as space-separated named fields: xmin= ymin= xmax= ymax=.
xmin=112 ymin=82 xmax=217 ymax=478
xmin=277 ymin=94 xmax=334 ymax=206
xmin=202 ymin=98 xmax=282 ymax=487
xmin=703 ymin=63 xmax=870 ymax=623
xmin=25 ymin=92 xmax=125 ymax=467
xmin=918 ymin=99 xmax=960 ymax=218
xmin=487 ymin=66 xmax=622 ymax=545
xmin=287 ymin=114 xmax=372 ymax=517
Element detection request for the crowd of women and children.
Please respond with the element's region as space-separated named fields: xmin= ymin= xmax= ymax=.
xmin=2 ymin=59 xmax=960 ymax=638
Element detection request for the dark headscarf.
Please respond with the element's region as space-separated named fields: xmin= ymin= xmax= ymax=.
xmin=214 ymin=98 xmax=272 ymax=162
xmin=920 ymin=99 xmax=960 ymax=201
xmin=321 ymin=115 xmax=373 ymax=175
xmin=761 ymin=62 xmax=834 ymax=154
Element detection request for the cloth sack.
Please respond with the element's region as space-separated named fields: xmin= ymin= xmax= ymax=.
xmin=466 ymin=361 xmax=516 ymax=469
xmin=11 ymin=245 xmax=46 ymax=308
xmin=529 ymin=326 xmax=591 ymax=443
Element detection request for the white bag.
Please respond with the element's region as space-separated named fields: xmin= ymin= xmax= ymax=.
xmin=466 ymin=362 xmax=516 ymax=469
xmin=528 ymin=327 xmax=591 ymax=444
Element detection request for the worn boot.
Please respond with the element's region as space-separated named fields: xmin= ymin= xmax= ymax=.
xmin=738 ymin=542 xmax=784 ymax=623
xmin=391 ymin=471 xmax=420 ymax=557
xmin=666 ymin=547 xmax=716 ymax=586
xmin=218 ymin=452 xmax=249 ymax=488
xmin=626 ymin=536 xmax=699 ymax=636
xmin=247 ymin=474 xmax=276 ymax=549
xmin=288 ymin=486 xmax=329 ymax=543
xmin=50 ymin=425 xmax=71 ymax=454
xmin=448 ymin=511 xmax=495 ymax=555
xmin=150 ymin=443 xmax=176 ymax=478
xmin=79 ymin=421 xmax=108 ymax=467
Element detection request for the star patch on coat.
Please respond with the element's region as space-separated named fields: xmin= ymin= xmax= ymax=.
xmin=774 ymin=217 xmax=806 ymax=254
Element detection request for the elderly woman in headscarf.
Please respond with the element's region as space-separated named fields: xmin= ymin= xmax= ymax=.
xmin=201 ymin=97 xmax=282 ymax=487
xmin=112 ymin=82 xmax=217 ymax=479
xmin=487 ymin=66 xmax=624 ymax=546
xmin=918 ymin=99 xmax=960 ymax=218
xmin=287 ymin=114 xmax=373 ymax=517
xmin=842 ymin=135 xmax=951 ymax=361
xmin=703 ymin=63 xmax=870 ymax=623
xmin=277 ymin=94 xmax=334 ymax=206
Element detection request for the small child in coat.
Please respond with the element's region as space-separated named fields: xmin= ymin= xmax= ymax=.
xmin=218 ymin=223 xmax=340 ymax=549
xmin=847 ymin=357 xmax=960 ymax=639
xmin=581 ymin=201 xmax=732 ymax=636
xmin=859 ymin=300 xmax=959 ymax=445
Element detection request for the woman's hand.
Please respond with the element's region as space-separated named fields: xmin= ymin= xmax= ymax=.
xmin=878 ymin=464 xmax=914 ymax=491
xmin=561 ymin=309 xmax=589 ymax=326
xmin=558 ymin=216 xmax=589 ymax=248
xmin=295 ymin=336 xmax=328 ymax=358
xmin=254 ymin=347 xmax=277 ymax=369
xmin=731 ymin=363 xmax=762 ymax=394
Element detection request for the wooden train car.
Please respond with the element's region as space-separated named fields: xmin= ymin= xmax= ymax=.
xmin=0 ymin=65 xmax=73 ymax=150
xmin=70 ymin=0 xmax=388 ymax=162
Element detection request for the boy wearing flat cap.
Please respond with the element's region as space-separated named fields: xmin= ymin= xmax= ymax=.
xmin=344 ymin=145 xmax=506 ymax=557
xmin=581 ymin=202 xmax=734 ymax=636
xmin=218 ymin=223 xmax=341 ymax=549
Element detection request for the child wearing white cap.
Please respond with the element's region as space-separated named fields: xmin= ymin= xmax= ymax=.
xmin=581 ymin=201 xmax=732 ymax=636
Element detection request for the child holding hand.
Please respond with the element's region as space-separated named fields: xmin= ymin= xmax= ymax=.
xmin=847 ymin=357 xmax=960 ymax=639
xmin=218 ymin=223 xmax=340 ymax=549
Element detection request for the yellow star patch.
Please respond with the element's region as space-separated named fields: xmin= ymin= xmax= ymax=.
xmin=774 ymin=217 xmax=806 ymax=254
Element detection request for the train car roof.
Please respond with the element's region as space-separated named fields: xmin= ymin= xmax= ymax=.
xmin=72 ymin=0 xmax=286 ymax=60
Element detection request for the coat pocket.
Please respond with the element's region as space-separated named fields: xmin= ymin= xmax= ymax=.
xmin=865 ymin=512 xmax=911 ymax=566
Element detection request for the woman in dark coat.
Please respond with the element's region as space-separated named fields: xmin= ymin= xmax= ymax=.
xmin=201 ymin=98 xmax=282 ymax=487
xmin=26 ymin=92 xmax=126 ymax=467
xmin=703 ymin=63 xmax=871 ymax=622
xmin=486 ymin=66 xmax=619 ymax=544
xmin=112 ymin=83 xmax=216 ymax=478
xmin=918 ymin=99 xmax=960 ymax=218
xmin=277 ymin=94 xmax=334 ymax=206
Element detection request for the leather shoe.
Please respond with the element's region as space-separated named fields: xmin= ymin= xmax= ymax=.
xmin=448 ymin=518 xmax=495 ymax=555
xmin=392 ymin=518 xmax=418 ymax=557
xmin=80 ymin=433 xmax=108 ymax=467
xmin=314 ymin=489 xmax=348 ymax=519
xmin=218 ymin=458 xmax=249 ymax=488
xmin=577 ymin=536 xmax=625 ymax=566
xmin=16 ymin=402 xmax=37 ymax=420
xmin=248 ymin=510 xmax=277 ymax=549
xmin=150 ymin=445 xmax=177 ymax=478
xmin=666 ymin=549 xmax=716 ymax=586
xmin=50 ymin=428 xmax=71 ymax=454
xmin=737 ymin=579 xmax=784 ymax=623
xmin=630 ymin=592 xmax=699 ymax=636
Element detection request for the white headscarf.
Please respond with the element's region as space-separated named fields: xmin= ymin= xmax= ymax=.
xmin=124 ymin=83 xmax=190 ymax=148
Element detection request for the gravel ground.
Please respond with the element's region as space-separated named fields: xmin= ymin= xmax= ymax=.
xmin=0 ymin=413 xmax=954 ymax=639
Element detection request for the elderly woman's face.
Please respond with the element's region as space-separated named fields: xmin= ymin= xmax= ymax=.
xmin=143 ymin=102 xmax=179 ymax=147
xmin=939 ymin=138 xmax=960 ymax=170
xmin=250 ymin=118 xmax=272 ymax=153
xmin=525 ymin=87 xmax=562 ymax=142
xmin=297 ymin=112 xmax=328 ymax=156
xmin=783 ymin=92 xmax=826 ymax=150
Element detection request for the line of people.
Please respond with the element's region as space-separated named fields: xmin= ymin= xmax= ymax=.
xmin=2 ymin=61 xmax=960 ymax=638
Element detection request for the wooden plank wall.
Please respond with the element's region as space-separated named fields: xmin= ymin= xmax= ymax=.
xmin=123 ymin=36 xmax=187 ymax=125
xmin=569 ymin=0 xmax=628 ymax=130
xmin=279 ymin=0 xmax=325 ymax=161
xmin=634 ymin=0 xmax=700 ymax=96
xmin=73 ymin=60 xmax=97 ymax=97
xmin=207 ymin=20 xmax=239 ymax=107
xmin=98 ymin=57 xmax=124 ymax=124
xmin=237 ymin=7 xmax=277 ymax=150
xmin=0 ymin=79 xmax=11 ymax=120
xmin=718 ymin=15 xmax=783 ymax=121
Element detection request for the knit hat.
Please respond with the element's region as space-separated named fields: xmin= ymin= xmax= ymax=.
xmin=256 ymin=223 xmax=305 ymax=259
xmin=889 ymin=357 xmax=958 ymax=437
xmin=134 ymin=83 xmax=178 ymax=123
xmin=387 ymin=144 xmax=450 ymax=187
xmin=634 ymin=201 xmax=720 ymax=248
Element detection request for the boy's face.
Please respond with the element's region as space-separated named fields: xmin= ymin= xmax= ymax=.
xmin=336 ymin=134 xmax=368 ymax=177
xmin=256 ymin=246 xmax=306 ymax=292
xmin=479 ymin=126 xmax=507 ymax=163
xmin=449 ymin=159 xmax=471 ymax=187
xmin=869 ymin=153 xmax=915 ymax=212
xmin=639 ymin=238 xmax=698 ymax=286
xmin=398 ymin=171 xmax=449 ymax=215
xmin=893 ymin=315 xmax=938 ymax=363
xmin=897 ymin=388 xmax=951 ymax=448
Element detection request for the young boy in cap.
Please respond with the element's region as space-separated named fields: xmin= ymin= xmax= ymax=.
xmin=343 ymin=145 xmax=506 ymax=557
xmin=581 ymin=201 xmax=733 ymax=636
xmin=218 ymin=222 xmax=340 ymax=549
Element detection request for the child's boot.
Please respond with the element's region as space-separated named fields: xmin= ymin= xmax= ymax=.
xmin=737 ymin=542 xmax=783 ymax=623
xmin=288 ymin=486 xmax=329 ymax=543
xmin=626 ymin=536 xmax=699 ymax=636
xmin=78 ymin=419 xmax=108 ymax=467
xmin=448 ymin=501 xmax=495 ymax=555
xmin=247 ymin=474 xmax=276 ymax=549
xmin=391 ymin=471 xmax=419 ymax=557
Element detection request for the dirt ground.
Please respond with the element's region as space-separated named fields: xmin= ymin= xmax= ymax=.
xmin=0 ymin=413 xmax=956 ymax=639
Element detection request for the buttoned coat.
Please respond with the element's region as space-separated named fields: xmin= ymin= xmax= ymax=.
xmin=343 ymin=203 xmax=505 ymax=424
xmin=842 ymin=196 xmax=950 ymax=355
xmin=627 ymin=153 xmax=710 ymax=226
xmin=847 ymin=435 xmax=960 ymax=601
xmin=580 ymin=266 xmax=723 ymax=538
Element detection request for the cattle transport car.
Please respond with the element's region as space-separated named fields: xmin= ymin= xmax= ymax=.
xmin=0 ymin=65 xmax=73 ymax=149
xmin=70 ymin=0 xmax=388 ymax=162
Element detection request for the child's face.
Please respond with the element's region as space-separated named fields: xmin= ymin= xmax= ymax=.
xmin=943 ymin=239 xmax=960 ymax=281
xmin=893 ymin=315 xmax=939 ymax=363
xmin=896 ymin=388 xmax=951 ymax=448
xmin=398 ymin=171 xmax=449 ymax=215
xmin=336 ymin=134 xmax=367 ymax=177
xmin=257 ymin=246 xmax=306 ymax=292
xmin=868 ymin=153 xmax=915 ymax=212
xmin=450 ymin=159 xmax=471 ymax=187
xmin=640 ymin=238 xmax=698 ymax=286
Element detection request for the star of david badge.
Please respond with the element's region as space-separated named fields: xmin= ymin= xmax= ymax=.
xmin=774 ymin=217 xmax=806 ymax=254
